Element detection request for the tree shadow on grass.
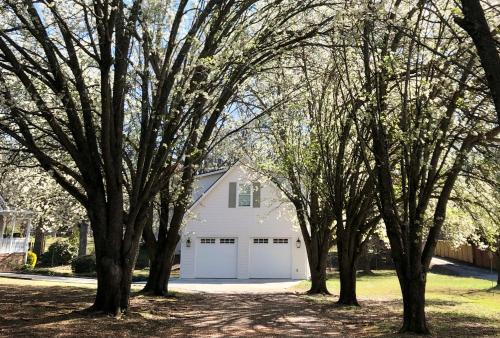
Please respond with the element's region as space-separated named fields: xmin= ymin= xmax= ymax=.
xmin=372 ymin=298 xmax=499 ymax=337
xmin=326 ymin=270 xmax=396 ymax=280
xmin=0 ymin=283 xmax=498 ymax=337
xmin=426 ymin=312 xmax=499 ymax=338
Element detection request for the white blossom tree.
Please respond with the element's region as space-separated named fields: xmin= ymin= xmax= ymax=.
xmin=0 ymin=0 xmax=333 ymax=313
xmin=0 ymin=165 xmax=85 ymax=256
xmin=359 ymin=0 xmax=499 ymax=333
xmin=238 ymin=42 xmax=380 ymax=303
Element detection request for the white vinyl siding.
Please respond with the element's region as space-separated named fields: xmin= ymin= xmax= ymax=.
xmin=180 ymin=164 xmax=309 ymax=280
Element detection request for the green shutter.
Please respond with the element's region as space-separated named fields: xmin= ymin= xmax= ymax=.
xmin=253 ymin=182 xmax=261 ymax=208
xmin=228 ymin=182 xmax=237 ymax=208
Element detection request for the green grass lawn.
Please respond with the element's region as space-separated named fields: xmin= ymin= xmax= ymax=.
xmin=297 ymin=271 xmax=500 ymax=335
xmin=27 ymin=264 xmax=179 ymax=281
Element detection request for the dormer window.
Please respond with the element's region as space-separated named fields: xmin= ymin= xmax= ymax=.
xmin=238 ymin=183 xmax=252 ymax=207
xmin=228 ymin=181 xmax=260 ymax=208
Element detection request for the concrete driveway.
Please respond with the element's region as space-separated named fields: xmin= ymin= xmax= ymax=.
xmin=430 ymin=257 xmax=497 ymax=281
xmin=168 ymin=278 xmax=302 ymax=293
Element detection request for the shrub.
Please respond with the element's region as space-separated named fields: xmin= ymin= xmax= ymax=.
xmin=71 ymin=255 xmax=96 ymax=274
xmin=40 ymin=240 xmax=77 ymax=266
xmin=26 ymin=251 xmax=37 ymax=269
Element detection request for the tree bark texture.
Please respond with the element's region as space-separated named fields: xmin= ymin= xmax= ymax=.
xmin=306 ymin=231 xmax=331 ymax=295
xmin=337 ymin=249 xmax=359 ymax=306
xmin=399 ymin=273 xmax=429 ymax=334
xmin=33 ymin=221 xmax=45 ymax=257
xmin=143 ymin=234 xmax=179 ymax=295
xmin=456 ymin=0 xmax=500 ymax=123
xmin=78 ymin=222 xmax=89 ymax=257
xmin=335 ymin=217 xmax=378 ymax=306
xmin=87 ymin=197 xmax=146 ymax=315
xmin=143 ymin=186 xmax=187 ymax=296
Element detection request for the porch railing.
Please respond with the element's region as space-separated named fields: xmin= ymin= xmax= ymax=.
xmin=0 ymin=238 xmax=27 ymax=254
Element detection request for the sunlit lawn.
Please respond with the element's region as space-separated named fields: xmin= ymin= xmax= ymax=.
xmin=0 ymin=276 xmax=97 ymax=289
xmin=297 ymin=271 xmax=500 ymax=335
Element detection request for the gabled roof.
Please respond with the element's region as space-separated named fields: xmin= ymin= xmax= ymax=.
xmin=188 ymin=164 xmax=238 ymax=211
xmin=195 ymin=168 xmax=228 ymax=178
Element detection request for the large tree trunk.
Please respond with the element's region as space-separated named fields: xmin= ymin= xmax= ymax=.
xmin=33 ymin=220 xmax=45 ymax=257
xmin=143 ymin=234 xmax=179 ymax=295
xmin=337 ymin=251 xmax=359 ymax=306
xmin=308 ymin=248 xmax=329 ymax=294
xmin=309 ymin=267 xmax=328 ymax=294
xmin=336 ymin=221 xmax=365 ymax=306
xmin=90 ymin=236 xmax=140 ymax=315
xmin=78 ymin=222 xmax=89 ymax=257
xmin=305 ymin=229 xmax=331 ymax=295
xmin=92 ymin=254 xmax=124 ymax=316
xmin=142 ymin=188 xmax=185 ymax=296
xmin=120 ymin=235 xmax=141 ymax=311
xmin=86 ymin=195 xmax=145 ymax=315
xmin=399 ymin=273 xmax=429 ymax=334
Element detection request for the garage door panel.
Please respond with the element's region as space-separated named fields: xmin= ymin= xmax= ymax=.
xmin=249 ymin=237 xmax=291 ymax=278
xmin=195 ymin=238 xmax=237 ymax=278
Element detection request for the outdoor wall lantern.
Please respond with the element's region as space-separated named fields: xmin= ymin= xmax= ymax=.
xmin=186 ymin=237 xmax=191 ymax=247
xmin=296 ymin=238 xmax=301 ymax=248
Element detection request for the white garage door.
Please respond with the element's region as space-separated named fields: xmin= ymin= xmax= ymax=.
xmin=249 ymin=238 xmax=292 ymax=278
xmin=195 ymin=237 xmax=238 ymax=278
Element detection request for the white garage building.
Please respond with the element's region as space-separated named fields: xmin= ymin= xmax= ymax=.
xmin=180 ymin=164 xmax=309 ymax=280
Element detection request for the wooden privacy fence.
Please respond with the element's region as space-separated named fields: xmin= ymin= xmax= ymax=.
xmin=435 ymin=240 xmax=498 ymax=271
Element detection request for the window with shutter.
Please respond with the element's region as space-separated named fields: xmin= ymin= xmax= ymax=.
xmin=252 ymin=182 xmax=261 ymax=208
xmin=230 ymin=181 xmax=261 ymax=208
xmin=238 ymin=183 xmax=252 ymax=207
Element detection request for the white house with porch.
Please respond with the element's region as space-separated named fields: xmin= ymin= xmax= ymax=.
xmin=0 ymin=195 xmax=33 ymax=271
xmin=180 ymin=164 xmax=309 ymax=280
